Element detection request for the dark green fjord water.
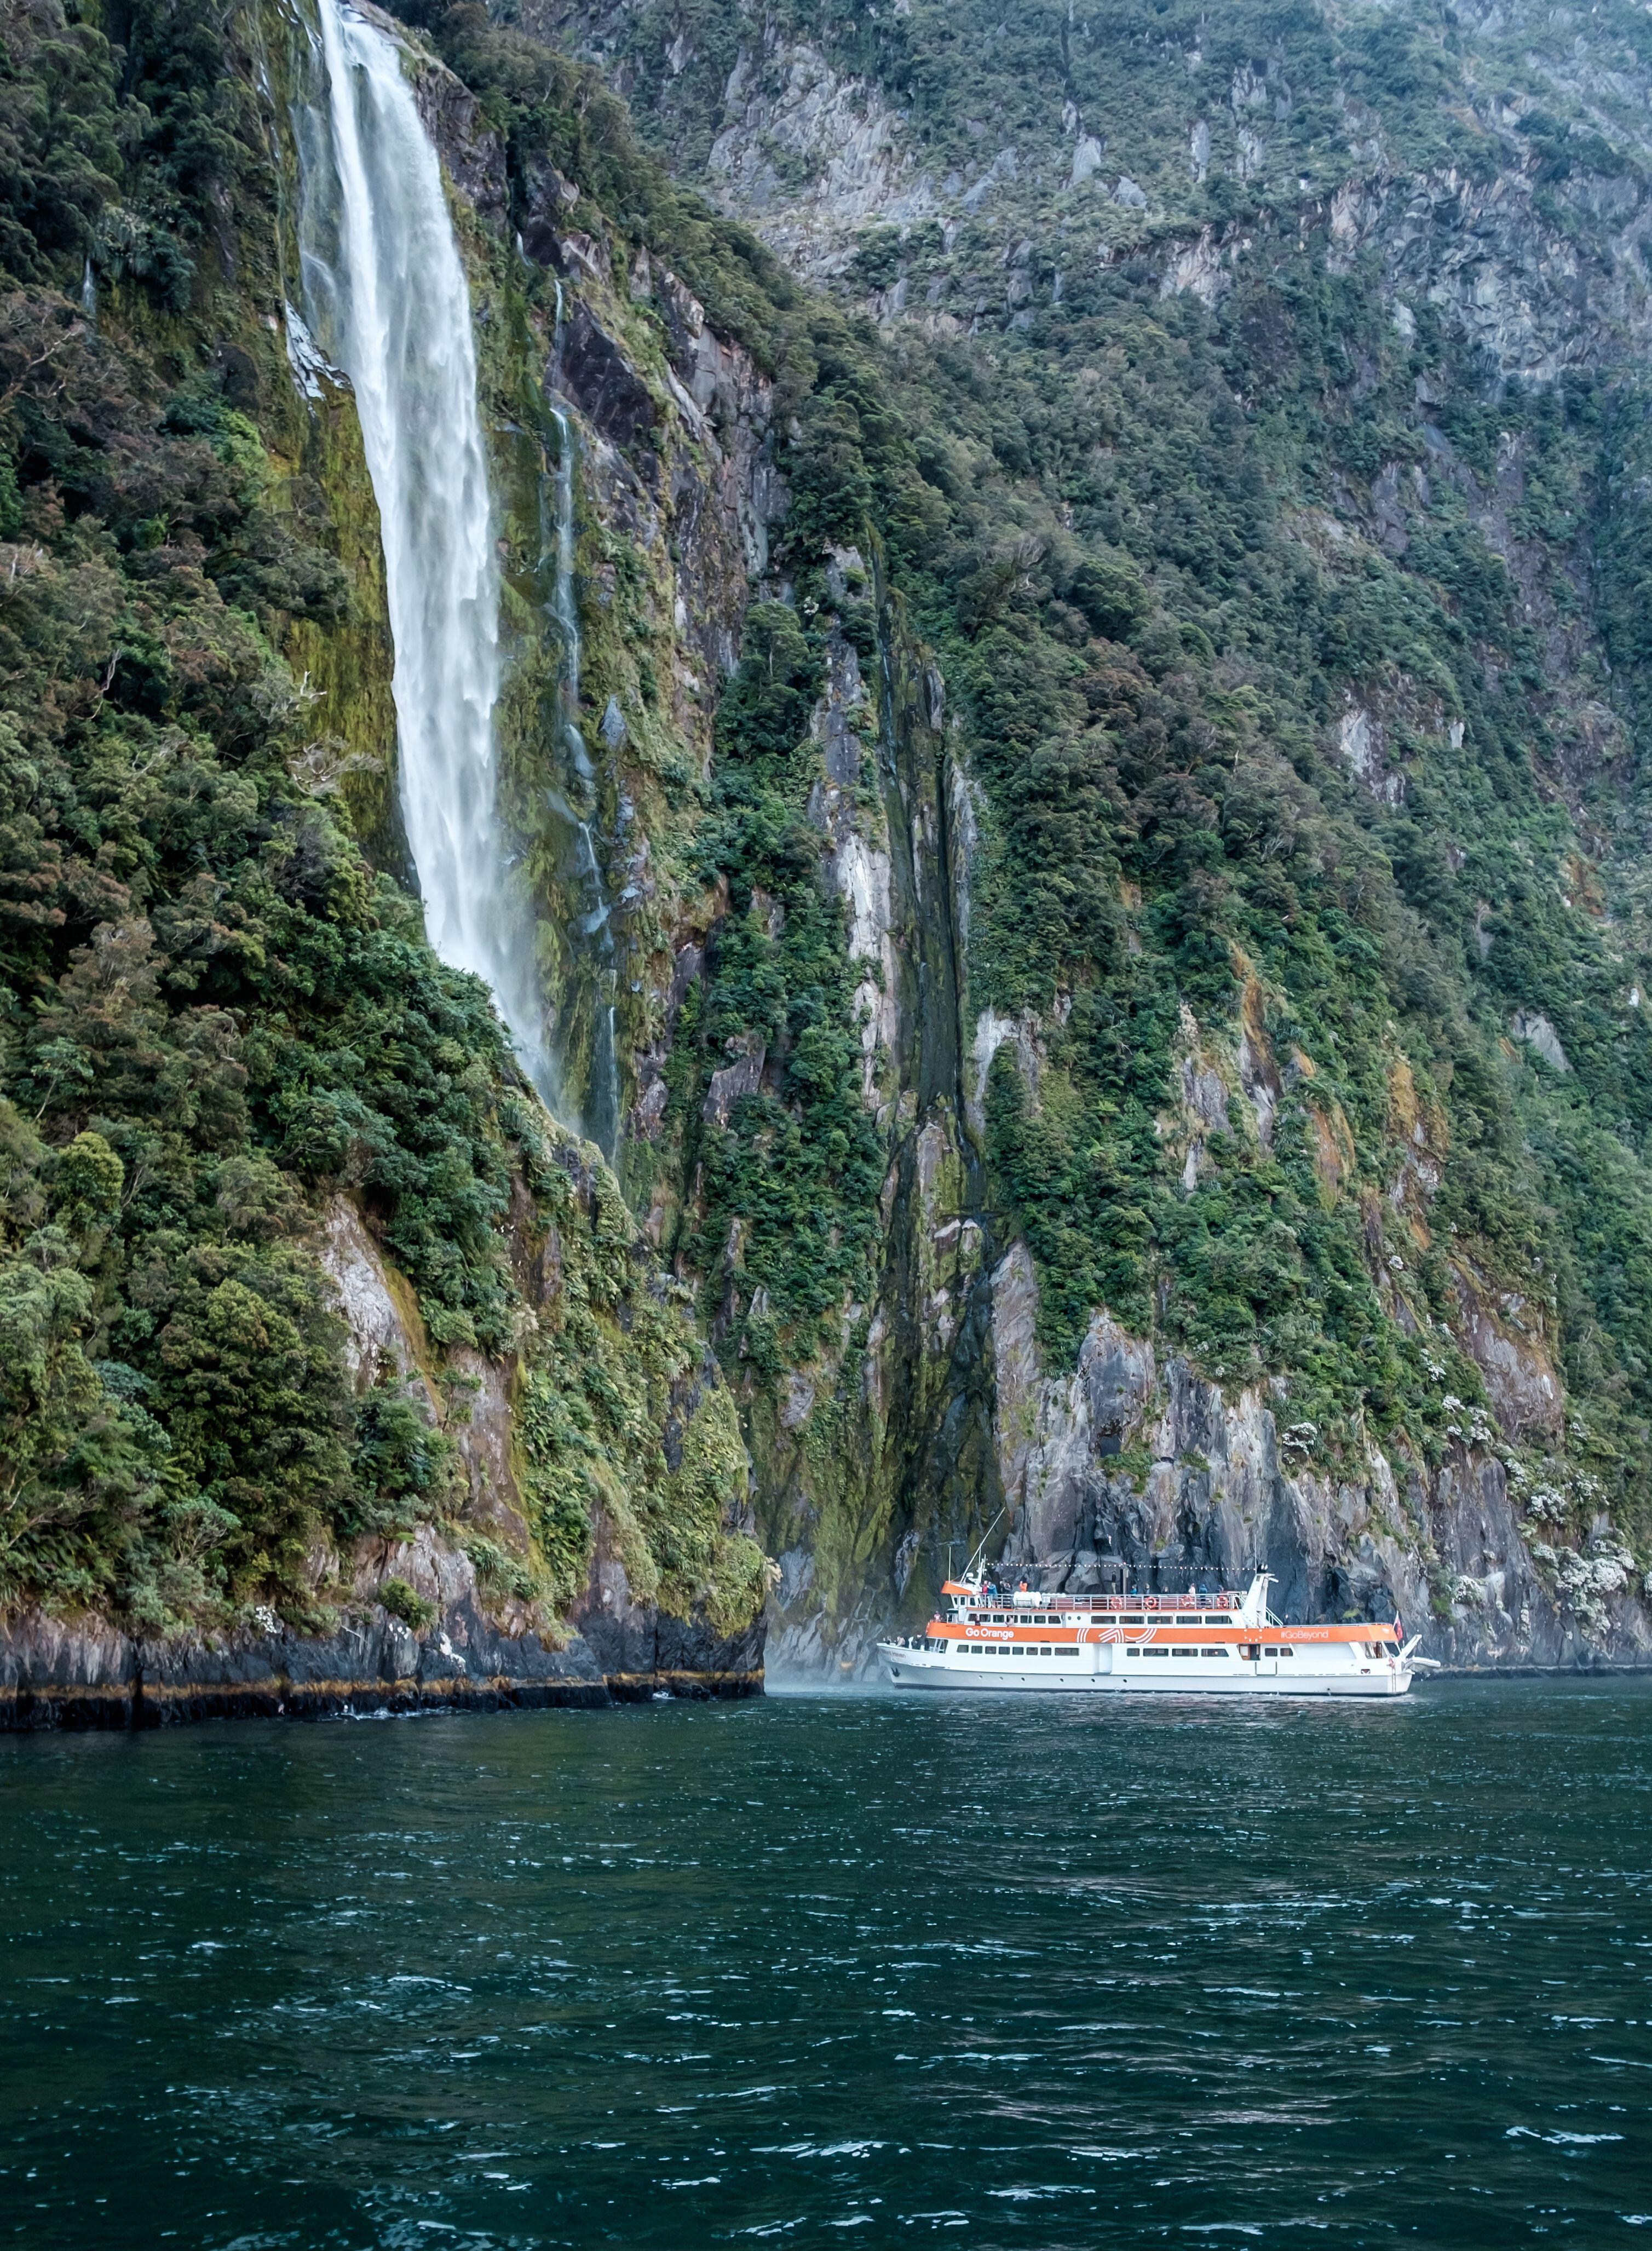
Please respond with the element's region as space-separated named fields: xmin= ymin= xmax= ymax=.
xmin=3 ymin=1682 xmax=1651 ymax=2248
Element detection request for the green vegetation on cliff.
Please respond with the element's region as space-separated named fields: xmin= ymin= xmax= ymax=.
xmin=518 ymin=0 xmax=1652 ymax=1559
xmin=0 ymin=0 xmax=762 ymax=1642
xmin=9 ymin=0 xmax=1652 ymax=1656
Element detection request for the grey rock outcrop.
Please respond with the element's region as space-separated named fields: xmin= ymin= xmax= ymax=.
xmin=0 ymin=1529 xmax=610 ymax=1731
xmin=574 ymin=1551 xmax=765 ymax=1699
xmin=987 ymin=1243 xmax=1652 ymax=1671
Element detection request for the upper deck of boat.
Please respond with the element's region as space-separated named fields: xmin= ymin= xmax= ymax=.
xmin=934 ymin=1589 xmax=1400 ymax=1646
xmin=963 ymin=1593 xmax=1238 ymax=1613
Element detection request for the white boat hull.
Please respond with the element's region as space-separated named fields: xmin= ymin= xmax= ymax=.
xmin=876 ymin=1643 xmax=1413 ymax=1698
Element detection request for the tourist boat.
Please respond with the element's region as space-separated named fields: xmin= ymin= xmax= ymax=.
xmin=877 ymin=1570 xmax=1433 ymax=1697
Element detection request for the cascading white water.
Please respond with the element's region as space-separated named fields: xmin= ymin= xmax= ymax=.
xmin=294 ymin=0 xmax=555 ymax=1102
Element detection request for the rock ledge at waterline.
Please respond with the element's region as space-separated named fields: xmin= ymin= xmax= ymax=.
xmin=0 ymin=1556 xmax=764 ymax=1731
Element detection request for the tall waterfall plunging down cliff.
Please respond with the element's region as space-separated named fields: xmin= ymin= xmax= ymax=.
xmin=294 ymin=0 xmax=557 ymax=1103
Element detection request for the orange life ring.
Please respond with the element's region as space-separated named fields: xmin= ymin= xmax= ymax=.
xmin=1144 ymin=1594 xmax=1159 ymax=1610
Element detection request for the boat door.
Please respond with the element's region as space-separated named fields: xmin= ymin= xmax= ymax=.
xmin=1240 ymin=1640 xmax=1274 ymax=1680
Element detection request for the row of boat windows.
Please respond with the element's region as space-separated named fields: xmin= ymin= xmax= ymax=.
xmin=967 ymin=1613 xmax=1235 ymax=1627
xmin=930 ymin=1643 xmax=1400 ymax=1660
xmin=931 ymin=1638 xmax=1400 ymax=1658
xmin=932 ymin=1644 xmax=1247 ymax=1659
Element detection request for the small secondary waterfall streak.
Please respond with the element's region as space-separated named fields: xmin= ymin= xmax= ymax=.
xmin=546 ymin=367 xmax=620 ymax=1158
xmin=295 ymin=0 xmax=555 ymax=1101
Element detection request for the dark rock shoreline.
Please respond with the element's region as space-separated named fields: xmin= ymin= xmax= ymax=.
xmin=0 ymin=1603 xmax=764 ymax=1731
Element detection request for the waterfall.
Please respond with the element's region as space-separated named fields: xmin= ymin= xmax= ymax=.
xmin=293 ymin=0 xmax=556 ymax=1104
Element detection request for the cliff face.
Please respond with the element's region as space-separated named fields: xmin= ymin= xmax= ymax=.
xmin=9 ymin=0 xmax=1652 ymax=1717
xmin=0 ymin=0 xmax=770 ymax=1725
xmin=989 ymin=1244 xmax=1649 ymax=1671
xmin=284 ymin=0 xmax=1652 ymax=1677
xmin=506 ymin=0 xmax=1652 ymax=1671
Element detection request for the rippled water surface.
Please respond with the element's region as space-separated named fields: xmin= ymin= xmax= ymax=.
xmin=4 ymin=1679 xmax=1651 ymax=2246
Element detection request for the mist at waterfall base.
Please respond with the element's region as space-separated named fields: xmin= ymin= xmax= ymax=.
xmin=6 ymin=1680 xmax=1651 ymax=2247
xmin=296 ymin=0 xmax=617 ymax=1141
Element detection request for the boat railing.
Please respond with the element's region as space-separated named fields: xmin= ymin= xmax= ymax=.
xmin=960 ymin=1592 xmax=1241 ymax=1613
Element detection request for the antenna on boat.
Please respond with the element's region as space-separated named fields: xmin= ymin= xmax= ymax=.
xmin=960 ymin=1506 xmax=1009 ymax=1585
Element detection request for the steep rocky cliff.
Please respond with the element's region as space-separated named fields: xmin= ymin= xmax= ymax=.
xmin=0 ymin=0 xmax=771 ymax=1723
xmin=8 ymin=0 xmax=1652 ymax=1719
xmin=506 ymin=0 xmax=1652 ymax=1669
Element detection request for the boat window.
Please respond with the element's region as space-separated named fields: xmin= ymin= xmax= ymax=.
xmin=1280 ymin=1648 xmax=1294 ymax=1657
xmin=1142 ymin=1648 xmax=1169 ymax=1658
xmin=1171 ymin=1649 xmax=1195 ymax=1659
xmin=1201 ymin=1647 xmax=1227 ymax=1657
xmin=1118 ymin=1614 xmax=1143 ymax=1624
xmin=1263 ymin=1644 xmax=1282 ymax=1656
